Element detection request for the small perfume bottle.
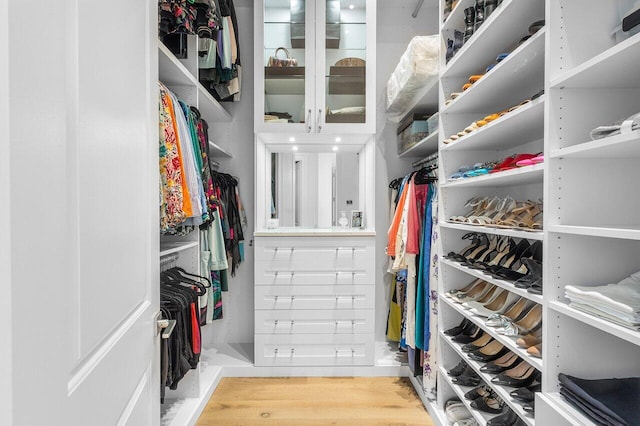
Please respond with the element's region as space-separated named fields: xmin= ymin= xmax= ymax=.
xmin=338 ymin=211 xmax=349 ymax=228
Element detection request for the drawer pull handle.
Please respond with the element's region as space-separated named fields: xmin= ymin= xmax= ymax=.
xmin=351 ymin=349 xmax=355 ymax=356
xmin=290 ymin=320 xmax=295 ymax=326
xmin=290 ymin=348 xmax=295 ymax=355
xmin=274 ymin=348 xmax=278 ymax=355
xmin=290 ymin=296 xmax=295 ymax=301
xmin=274 ymin=320 xmax=278 ymax=326
xmin=274 ymin=296 xmax=278 ymax=301
xmin=275 ymin=272 xmax=278 ymax=277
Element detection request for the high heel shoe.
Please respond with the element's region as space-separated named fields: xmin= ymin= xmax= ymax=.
xmin=470 ymin=393 xmax=504 ymax=414
xmin=492 ymin=363 xmax=541 ymax=388
xmin=492 ymin=240 xmax=542 ymax=282
xmin=527 ymin=343 xmax=542 ymax=358
xmin=451 ymin=365 xmax=481 ymax=386
xmin=514 ymin=304 xmax=542 ymax=335
xmin=485 ymin=239 xmax=530 ymax=277
xmin=463 ymin=6 xmax=476 ymax=43
xmin=449 ymin=197 xmax=487 ymax=223
xmin=486 ymin=407 xmax=518 ymax=426
xmin=467 ymin=236 xmax=513 ymax=270
xmin=453 ymin=281 xmax=491 ymax=304
xmin=454 ymin=234 xmax=492 ymax=264
xmin=464 ymin=385 xmax=492 ymax=401
xmin=461 ymin=284 xmax=500 ymax=309
xmin=469 ymin=289 xmax=521 ymax=318
xmin=444 ymin=232 xmax=483 ymax=262
xmin=447 ymin=359 xmax=468 ymax=377
xmin=445 ymin=277 xmax=484 ymax=298
xmin=516 ymin=327 xmax=542 ymax=348
xmin=480 ymin=351 xmax=519 ymax=373
xmin=461 ymin=235 xmax=499 ymax=266
xmin=462 ymin=333 xmax=493 ymax=352
xmin=469 ymin=340 xmax=508 ymax=362
xmin=485 ymin=296 xmax=533 ymax=327
xmin=514 ymin=258 xmax=542 ymax=288
xmin=444 ymin=317 xmax=473 ymax=336
xmin=452 ymin=324 xmax=482 ymax=344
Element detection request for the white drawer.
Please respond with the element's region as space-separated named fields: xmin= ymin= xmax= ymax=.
xmin=254 ymin=270 xmax=374 ymax=286
xmin=254 ymin=334 xmax=375 ymax=366
xmin=255 ymin=309 xmax=374 ymax=335
xmin=255 ymin=285 xmax=374 ymax=310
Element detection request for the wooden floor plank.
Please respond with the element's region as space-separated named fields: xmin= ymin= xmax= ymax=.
xmin=196 ymin=377 xmax=434 ymax=426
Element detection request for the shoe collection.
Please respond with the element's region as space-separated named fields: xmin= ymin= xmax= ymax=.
xmin=444 ymin=317 xmax=542 ymax=423
xmin=448 ymin=197 xmax=543 ymax=232
xmin=444 ymin=283 xmax=543 ymax=354
xmin=449 ymin=153 xmax=544 ymax=181
xmin=443 ymin=91 xmax=543 ymax=144
xmin=445 ymin=0 xmax=504 ymax=63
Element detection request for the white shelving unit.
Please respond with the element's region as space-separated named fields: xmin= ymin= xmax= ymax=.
xmin=438 ymin=366 xmax=494 ymax=426
xmin=538 ymin=1 xmax=640 ymax=424
xmin=434 ymin=0 xmax=546 ymax=424
xmin=399 ymin=131 xmax=439 ymax=158
xmin=158 ymin=34 xmax=235 ymax=426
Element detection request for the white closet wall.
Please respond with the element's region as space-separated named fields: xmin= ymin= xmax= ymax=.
xmin=0 ymin=0 xmax=11 ymax=423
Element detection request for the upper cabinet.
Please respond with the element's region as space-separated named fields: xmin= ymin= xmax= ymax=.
xmin=255 ymin=0 xmax=376 ymax=134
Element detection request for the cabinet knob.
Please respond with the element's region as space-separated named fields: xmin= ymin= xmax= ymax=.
xmin=274 ymin=348 xmax=278 ymax=355
xmin=307 ymin=109 xmax=312 ymax=133
xmin=290 ymin=348 xmax=295 ymax=354
xmin=317 ymin=109 xmax=323 ymax=132
xmin=274 ymin=320 xmax=278 ymax=326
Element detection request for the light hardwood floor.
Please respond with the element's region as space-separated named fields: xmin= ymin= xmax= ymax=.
xmin=196 ymin=377 xmax=434 ymax=426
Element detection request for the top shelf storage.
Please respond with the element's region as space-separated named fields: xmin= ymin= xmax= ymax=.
xmin=158 ymin=41 xmax=232 ymax=124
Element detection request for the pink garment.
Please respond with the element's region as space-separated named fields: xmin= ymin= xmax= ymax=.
xmin=406 ymin=178 xmax=422 ymax=255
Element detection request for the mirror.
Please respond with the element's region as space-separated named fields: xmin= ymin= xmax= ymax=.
xmin=269 ymin=147 xmax=360 ymax=228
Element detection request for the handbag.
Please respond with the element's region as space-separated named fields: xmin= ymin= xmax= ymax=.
xmin=267 ymin=47 xmax=298 ymax=67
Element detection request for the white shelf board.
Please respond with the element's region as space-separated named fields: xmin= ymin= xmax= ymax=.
xmin=440 ymin=222 xmax=544 ymax=241
xmin=540 ymin=393 xmax=598 ymax=426
xmin=547 ymin=224 xmax=640 ymax=241
xmin=158 ymin=41 xmax=232 ymax=124
xmin=440 ymin=295 xmax=544 ymax=371
xmin=158 ymin=41 xmax=198 ymax=87
xmin=208 ymin=140 xmax=232 ymax=158
xmin=550 ymin=33 xmax=640 ymax=89
xmin=197 ymin=84 xmax=232 ymax=123
xmin=441 ymin=259 xmax=543 ymax=305
xmin=550 ymin=130 xmax=640 ymax=159
xmin=160 ymin=359 xmax=223 ymax=426
xmin=442 ymin=96 xmax=545 ymax=152
xmin=441 ymin=332 xmax=535 ymax=426
xmin=443 ymin=29 xmax=545 ymax=114
xmin=439 ymin=366 xmax=493 ymax=426
xmin=160 ymin=241 xmax=199 ymax=257
xmin=442 ymin=0 xmax=544 ymax=79
xmin=549 ymin=301 xmax=640 ymax=347
xmin=442 ymin=164 xmax=543 ymax=188
xmin=386 ymin=77 xmax=439 ymax=123
xmin=409 ymin=375 xmax=447 ymax=426
xmin=399 ymin=132 xmax=439 ymax=158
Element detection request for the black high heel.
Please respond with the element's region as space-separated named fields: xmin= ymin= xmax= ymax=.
xmin=444 ymin=233 xmax=482 ymax=262
xmin=444 ymin=318 xmax=472 ymax=336
xmin=486 ymin=239 xmax=531 ymax=278
xmin=494 ymin=240 xmax=543 ymax=281
xmin=467 ymin=236 xmax=512 ymax=270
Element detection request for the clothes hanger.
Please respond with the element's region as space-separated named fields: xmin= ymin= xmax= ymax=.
xmin=172 ymin=266 xmax=212 ymax=288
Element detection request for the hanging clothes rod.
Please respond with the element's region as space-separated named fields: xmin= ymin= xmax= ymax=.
xmin=412 ymin=0 xmax=425 ymax=18
xmin=412 ymin=151 xmax=439 ymax=168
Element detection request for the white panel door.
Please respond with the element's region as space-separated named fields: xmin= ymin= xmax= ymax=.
xmin=6 ymin=0 xmax=160 ymax=425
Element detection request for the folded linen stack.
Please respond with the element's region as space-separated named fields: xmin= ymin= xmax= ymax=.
xmin=564 ymin=271 xmax=640 ymax=331
xmin=558 ymin=373 xmax=640 ymax=426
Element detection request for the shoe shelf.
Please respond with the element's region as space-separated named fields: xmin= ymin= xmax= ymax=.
xmin=442 ymin=258 xmax=543 ymax=305
xmin=442 ymin=29 xmax=545 ymax=115
xmin=536 ymin=393 xmax=597 ymax=426
xmin=441 ymin=222 xmax=544 ymax=241
xmin=547 ymin=224 xmax=640 ymax=241
xmin=440 ymin=295 xmax=544 ymax=371
xmin=439 ymin=366 xmax=494 ymax=426
xmin=441 ymin=96 xmax=544 ymax=152
xmin=550 ymin=33 xmax=640 ymax=90
xmin=441 ymin=332 xmax=536 ymax=426
xmin=399 ymin=131 xmax=439 ymax=158
xmin=158 ymin=41 xmax=232 ymax=123
xmin=442 ymin=0 xmax=545 ymax=79
xmin=548 ymin=301 xmax=640 ymax=347
xmin=442 ymin=164 xmax=543 ymax=188
xmin=408 ymin=375 xmax=449 ymax=426
xmin=550 ymin=130 xmax=640 ymax=159
xmin=387 ymin=76 xmax=439 ymax=123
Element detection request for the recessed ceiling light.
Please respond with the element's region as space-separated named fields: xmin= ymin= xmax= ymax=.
xmin=335 ymin=137 xmax=342 ymax=142
xmin=349 ymin=4 xmax=354 ymax=10
xmin=332 ymin=146 xmax=339 ymax=151
xmin=292 ymin=146 xmax=299 ymax=151
xmin=289 ymin=137 xmax=295 ymax=142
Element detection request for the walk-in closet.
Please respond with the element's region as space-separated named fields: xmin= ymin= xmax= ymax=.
xmin=3 ymin=0 xmax=639 ymax=425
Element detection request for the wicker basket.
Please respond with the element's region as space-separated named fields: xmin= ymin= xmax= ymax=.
xmin=334 ymin=57 xmax=366 ymax=67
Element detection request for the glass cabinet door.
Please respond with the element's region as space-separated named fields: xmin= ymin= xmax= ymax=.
xmin=318 ymin=0 xmax=369 ymax=130
xmin=263 ymin=0 xmax=314 ymax=131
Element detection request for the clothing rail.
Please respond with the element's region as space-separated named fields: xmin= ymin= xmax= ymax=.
xmin=412 ymin=151 xmax=439 ymax=168
xmin=412 ymin=0 xmax=425 ymax=18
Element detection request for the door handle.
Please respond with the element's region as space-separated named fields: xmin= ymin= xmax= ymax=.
xmin=157 ymin=319 xmax=176 ymax=339
xmin=306 ymin=109 xmax=312 ymax=133
xmin=317 ymin=109 xmax=323 ymax=132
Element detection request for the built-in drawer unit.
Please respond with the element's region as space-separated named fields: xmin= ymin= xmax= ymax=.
xmin=254 ymin=235 xmax=376 ymax=367
xmin=254 ymin=334 xmax=375 ymax=366
xmin=255 ymin=285 xmax=375 ymax=310
xmin=255 ymin=309 xmax=375 ymax=335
